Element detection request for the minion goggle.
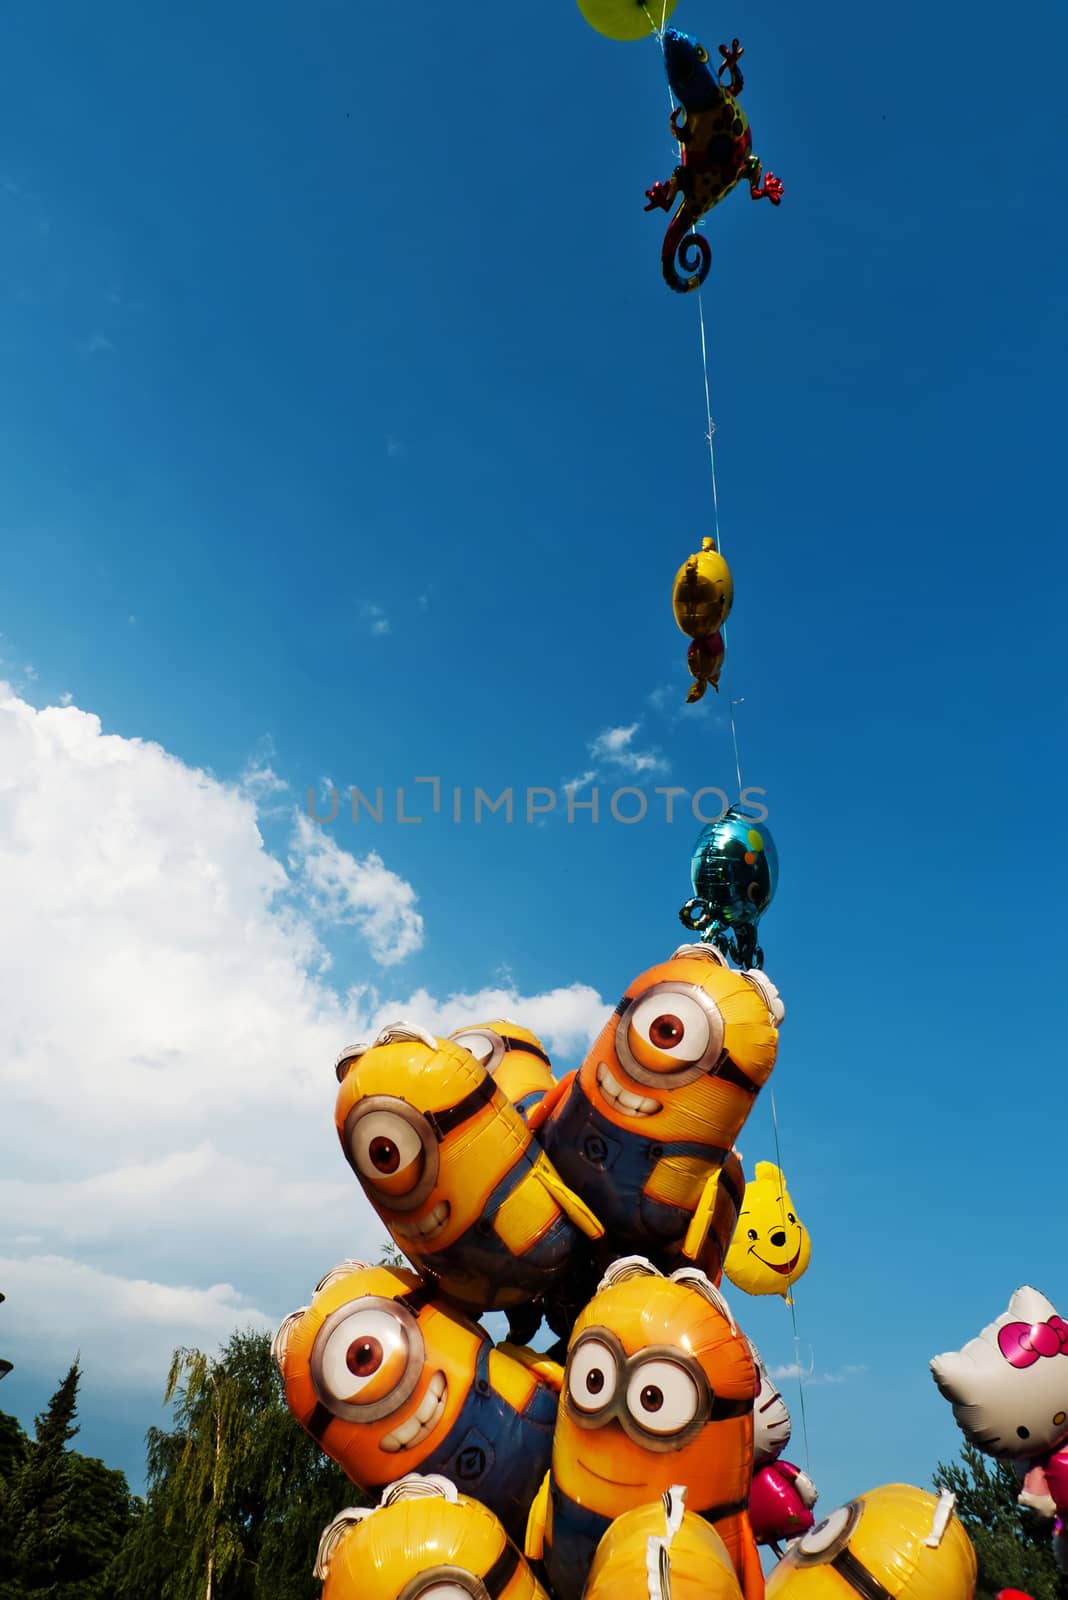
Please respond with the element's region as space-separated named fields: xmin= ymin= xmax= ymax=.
xmin=613 ymin=980 xmax=744 ymax=1090
xmin=308 ymin=1283 xmax=438 ymax=1425
xmin=341 ymin=1078 xmax=498 ymax=1212
xmin=396 ymin=1547 xmax=521 ymax=1600
xmin=564 ymin=1326 xmax=750 ymax=1451
xmin=788 ymin=1502 xmax=899 ymax=1598
xmin=450 ymin=1027 xmax=552 ymax=1075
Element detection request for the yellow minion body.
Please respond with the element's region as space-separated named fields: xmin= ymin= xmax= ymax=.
xmin=335 ymin=1025 xmax=601 ymax=1314
xmin=316 ymin=1474 xmax=549 ymax=1600
xmin=583 ymin=1489 xmax=744 ymax=1600
xmin=449 ymin=1020 xmax=557 ymax=1124
xmin=273 ymin=1261 xmax=561 ymax=1545
xmin=534 ymin=1262 xmax=762 ymax=1600
xmin=765 ymin=1485 xmax=977 ymax=1600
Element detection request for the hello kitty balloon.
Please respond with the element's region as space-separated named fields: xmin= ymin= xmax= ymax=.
xmin=930 ymin=1286 xmax=1068 ymax=1461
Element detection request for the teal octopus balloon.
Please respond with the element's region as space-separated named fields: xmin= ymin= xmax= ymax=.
xmin=679 ymin=806 xmax=778 ymax=970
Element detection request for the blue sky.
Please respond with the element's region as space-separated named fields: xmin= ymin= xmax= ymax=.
xmin=2 ymin=0 xmax=1066 ymax=1538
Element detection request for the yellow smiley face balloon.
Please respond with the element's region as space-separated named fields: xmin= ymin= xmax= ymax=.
xmin=724 ymin=1162 xmax=811 ymax=1301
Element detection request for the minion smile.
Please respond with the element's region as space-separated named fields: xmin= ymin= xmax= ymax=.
xmin=392 ymin=1201 xmax=451 ymax=1243
xmin=379 ymin=1371 xmax=448 ymax=1453
xmin=597 ymin=1064 xmax=659 ymax=1117
xmin=578 ymin=1457 xmax=645 ymax=1488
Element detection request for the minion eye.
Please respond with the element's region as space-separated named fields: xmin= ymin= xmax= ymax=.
xmin=625 ymin=1359 xmax=701 ymax=1436
xmin=568 ymin=1338 xmax=620 ymax=1413
xmin=350 ymin=1111 xmax=426 ymax=1190
xmin=451 ymin=1029 xmax=497 ymax=1068
xmin=413 ymin=1586 xmax=476 ymax=1600
xmin=630 ymin=992 xmax=710 ymax=1059
xmin=797 ymin=1503 xmax=860 ymax=1562
xmin=317 ymin=1307 xmax=411 ymax=1408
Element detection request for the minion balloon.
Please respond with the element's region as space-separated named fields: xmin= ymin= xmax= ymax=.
xmin=272 ymin=1260 xmax=561 ymax=1544
xmin=449 ymin=1020 xmax=557 ymax=1124
xmin=527 ymin=1258 xmax=764 ymax=1600
xmin=335 ymin=1023 xmax=602 ymax=1319
xmin=583 ymin=1487 xmax=744 ymax=1600
xmin=680 ymin=808 xmax=779 ymax=970
xmin=314 ymin=1473 xmax=550 ymax=1600
xmin=764 ymin=1486 xmax=977 ymax=1600
xmin=534 ymin=946 xmax=781 ymax=1281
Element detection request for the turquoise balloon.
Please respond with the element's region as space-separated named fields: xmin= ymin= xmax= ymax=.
xmin=679 ymin=807 xmax=778 ymax=969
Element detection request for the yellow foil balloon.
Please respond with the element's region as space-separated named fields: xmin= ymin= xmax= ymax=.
xmin=765 ymin=1485 xmax=977 ymax=1600
xmin=584 ymin=1487 xmax=744 ymax=1600
xmin=576 ymin=0 xmax=678 ymax=42
xmin=315 ymin=1473 xmax=550 ymax=1600
xmin=724 ymin=1161 xmax=811 ymax=1301
xmin=672 ymin=537 xmax=734 ymax=640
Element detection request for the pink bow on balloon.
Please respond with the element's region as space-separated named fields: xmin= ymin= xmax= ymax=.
xmin=998 ymin=1315 xmax=1068 ymax=1370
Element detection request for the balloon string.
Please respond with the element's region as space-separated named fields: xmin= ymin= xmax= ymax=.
xmin=651 ymin=26 xmax=745 ymax=799
xmin=769 ymin=1084 xmax=812 ymax=1476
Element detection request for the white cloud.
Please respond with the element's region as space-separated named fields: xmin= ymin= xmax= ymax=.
xmin=0 ymin=683 xmax=608 ymax=1407
xmin=769 ymin=1361 xmax=868 ymax=1386
xmin=361 ymin=603 xmax=391 ymax=636
xmin=0 ymin=1255 xmax=274 ymax=1391
xmin=589 ymin=723 xmax=667 ymax=775
xmin=290 ymin=812 xmax=424 ymax=966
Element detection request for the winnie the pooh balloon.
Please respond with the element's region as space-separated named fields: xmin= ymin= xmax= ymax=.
xmin=723 ymin=1162 xmax=811 ymax=1301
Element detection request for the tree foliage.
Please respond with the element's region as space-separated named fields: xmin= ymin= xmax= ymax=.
xmin=934 ymin=1442 xmax=1067 ymax=1600
xmin=0 ymin=1361 xmax=134 ymax=1600
xmin=110 ymin=1327 xmax=357 ymax=1600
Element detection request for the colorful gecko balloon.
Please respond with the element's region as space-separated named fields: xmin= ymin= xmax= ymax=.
xmin=645 ymin=31 xmax=783 ymax=294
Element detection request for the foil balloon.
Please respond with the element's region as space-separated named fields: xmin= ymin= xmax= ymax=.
xmin=748 ymin=1345 xmax=818 ymax=1548
xmin=334 ymin=1022 xmax=602 ymax=1319
xmin=314 ymin=1474 xmax=550 ymax=1600
xmin=724 ymin=1163 xmax=811 ymax=1302
xmin=930 ymin=1286 xmax=1068 ymax=1464
xmin=686 ymin=631 xmax=726 ymax=701
xmin=764 ymin=1486 xmax=977 ymax=1600
xmin=680 ymin=807 xmax=778 ymax=970
xmin=576 ymin=0 xmax=678 ymax=43
xmin=644 ymin=30 xmax=783 ymax=294
xmin=272 ymin=1260 xmax=561 ymax=1544
xmin=534 ymin=944 xmax=781 ymax=1283
xmin=672 ymin=537 xmax=733 ymax=703
xmin=583 ymin=1486 xmax=744 ymax=1600
xmin=449 ymin=1020 xmax=557 ymax=1124
xmin=527 ymin=1258 xmax=764 ymax=1600
xmin=931 ymin=1286 xmax=1068 ymax=1574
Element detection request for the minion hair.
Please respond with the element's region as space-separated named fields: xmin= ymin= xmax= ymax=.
xmin=373 ymin=1020 xmax=440 ymax=1051
xmin=335 ymin=1043 xmax=369 ymax=1082
xmin=314 ymin=1260 xmax=372 ymax=1295
xmin=669 ymin=1266 xmax=736 ymax=1331
xmin=314 ymin=1507 xmax=373 ymax=1579
xmin=739 ymin=969 xmax=786 ymax=1026
xmin=671 ymin=943 xmax=728 ymax=966
xmin=380 ymin=1473 xmax=460 ymax=1507
xmin=271 ymin=1308 xmax=307 ymax=1373
xmin=597 ymin=1255 xmax=664 ymax=1291
xmin=924 ymin=1490 xmax=956 ymax=1548
xmin=647 ymin=1486 xmax=687 ymax=1600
